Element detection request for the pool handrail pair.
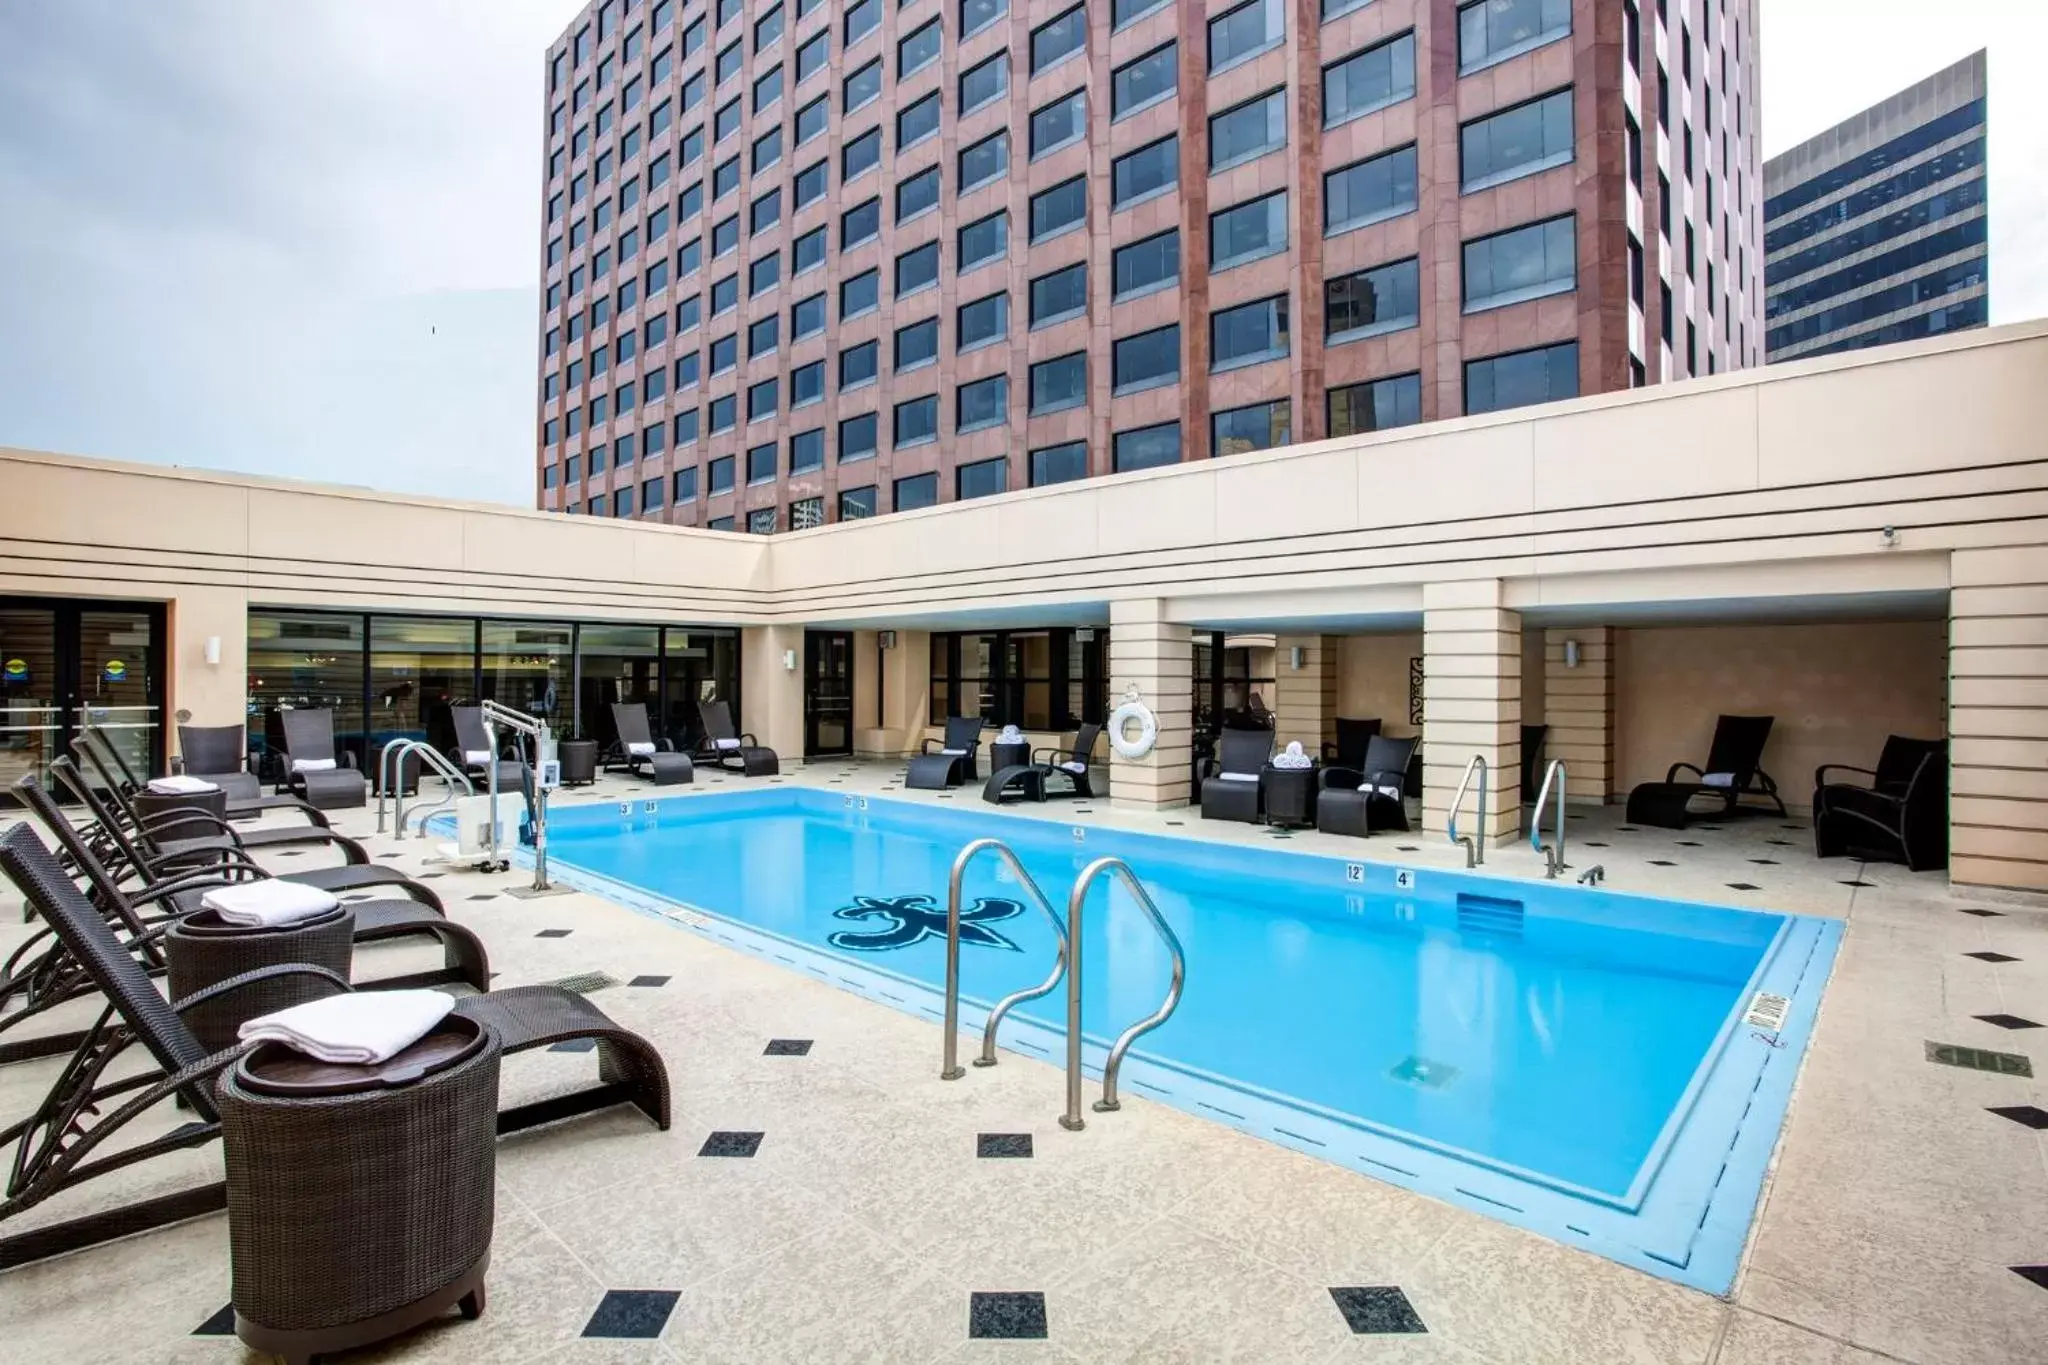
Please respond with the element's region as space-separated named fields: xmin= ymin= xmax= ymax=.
xmin=376 ymin=738 xmax=474 ymax=837
xmin=939 ymin=840 xmax=1187 ymax=1132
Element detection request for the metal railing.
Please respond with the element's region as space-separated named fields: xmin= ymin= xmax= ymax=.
xmin=1448 ymin=753 xmax=1489 ymax=867
xmin=1061 ymin=857 xmax=1186 ymax=1130
xmin=1531 ymin=758 xmax=1568 ymax=879
xmin=377 ymin=739 xmax=473 ymax=837
xmin=939 ymin=838 xmax=1067 ymax=1081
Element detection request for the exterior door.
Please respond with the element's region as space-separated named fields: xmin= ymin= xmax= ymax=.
xmin=803 ymin=631 xmax=854 ymax=758
xmin=0 ymin=598 xmax=166 ymax=793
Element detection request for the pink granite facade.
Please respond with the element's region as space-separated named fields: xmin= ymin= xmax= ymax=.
xmin=535 ymin=0 xmax=1763 ymax=526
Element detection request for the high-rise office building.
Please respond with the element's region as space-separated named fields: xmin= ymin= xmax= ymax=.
xmin=1763 ymin=50 xmax=1987 ymax=364
xmin=536 ymin=0 xmax=1762 ymax=528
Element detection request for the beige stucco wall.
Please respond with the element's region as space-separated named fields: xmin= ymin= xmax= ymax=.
xmin=1613 ymin=621 xmax=1951 ymax=809
xmin=1335 ymin=634 xmax=1425 ymax=737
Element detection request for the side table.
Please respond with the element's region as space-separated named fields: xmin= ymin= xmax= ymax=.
xmin=1261 ymin=765 xmax=1320 ymax=829
xmin=165 ymin=907 xmax=357 ymax=1052
xmin=990 ymin=740 xmax=1031 ymax=773
xmin=558 ymin=738 xmax=598 ymax=786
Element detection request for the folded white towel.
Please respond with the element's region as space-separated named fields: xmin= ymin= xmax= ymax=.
xmin=714 ymin=737 xmax=741 ymax=750
xmin=941 ymin=747 xmax=966 ymax=756
xmin=625 ymin=741 xmax=656 ymax=756
xmin=239 ymin=989 xmax=456 ymax=1065
xmin=1060 ymin=760 xmax=1088 ymax=774
xmin=1357 ymin=783 xmax=1405 ymax=799
xmin=1271 ymin=741 xmax=1313 ymax=771
xmin=292 ymin=758 xmax=337 ymax=773
xmin=200 ymin=879 xmax=341 ymax=927
xmin=464 ymin=748 xmax=493 ymax=764
xmin=1218 ymin=772 xmax=1260 ymax=784
xmin=1701 ymin=772 xmax=1736 ymax=788
xmin=148 ymin=775 xmax=220 ymax=795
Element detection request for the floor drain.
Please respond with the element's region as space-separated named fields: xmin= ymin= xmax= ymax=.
xmin=1926 ymin=1041 xmax=2032 ymax=1076
xmin=546 ymin=971 xmax=622 ymax=995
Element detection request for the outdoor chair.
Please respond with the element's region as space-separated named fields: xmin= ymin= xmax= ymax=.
xmin=1321 ymin=717 xmax=1382 ymax=773
xmin=1814 ymin=736 xmax=1948 ymax=871
xmin=1038 ymin=722 xmax=1102 ymax=799
xmin=909 ymin=716 xmax=984 ymax=790
xmin=448 ymin=706 xmax=531 ymax=790
xmin=1316 ymin=735 xmax=1420 ymax=838
xmin=1200 ymin=727 xmax=1273 ymax=824
xmin=1624 ymin=715 xmax=1787 ymax=829
xmin=174 ymin=724 xmax=331 ymax=824
xmin=68 ymin=743 xmax=373 ymax=868
xmin=696 ymin=698 xmax=779 ymax=776
xmin=1520 ymin=724 xmax=1549 ymax=805
xmin=603 ymin=701 xmax=690 ymax=784
xmin=277 ymin=708 xmax=368 ymax=810
xmin=0 ymin=821 xmax=671 ymax=1271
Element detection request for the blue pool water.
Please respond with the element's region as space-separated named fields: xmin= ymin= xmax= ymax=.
xmin=531 ymin=790 xmax=1838 ymax=1292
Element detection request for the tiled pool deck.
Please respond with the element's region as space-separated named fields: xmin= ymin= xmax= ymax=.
xmin=4 ymin=759 xmax=2047 ymax=1363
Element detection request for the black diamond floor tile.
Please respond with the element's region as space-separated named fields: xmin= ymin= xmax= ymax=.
xmin=583 ymin=1289 xmax=681 ymax=1339
xmin=1966 ymin=951 xmax=2021 ymax=963
xmin=1648 ymin=859 xmax=1678 ymax=867
xmin=466 ymin=894 xmax=498 ymax=902
xmin=1766 ymin=839 xmax=1795 ymax=847
xmin=1675 ymin=840 xmax=1703 ymax=847
xmin=1725 ymin=882 xmax=1762 ymax=891
xmin=1840 ymin=879 xmax=1874 ymax=888
xmin=1166 ymin=820 xmax=1184 ymax=826
xmin=418 ymin=872 xmax=445 ymax=880
xmin=764 ymin=1038 xmax=813 ymax=1055
xmin=1584 ymin=841 xmax=1609 ymax=848
xmin=1976 ymin=1013 xmax=2042 ymax=1030
xmin=968 ymin=1291 xmax=1047 ymax=1339
xmin=2013 ymin=1265 xmax=2048 ymax=1292
xmin=1988 ymin=1105 xmax=2048 ymax=1131
xmin=977 ymin=1133 xmax=1033 ymax=1158
xmin=1780 ymin=823 xmax=1805 ymax=830
xmin=1960 ymin=907 xmax=2006 ymax=917
xmin=193 ymin=1304 xmax=235 ymax=1336
xmin=1329 ymin=1286 xmax=1427 ymax=1334
xmin=629 ymin=974 xmax=672 ymax=988
xmin=1396 ymin=845 xmax=1418 ymax=852
xmin=536 ymin=928 xmax=573 ymax=938
xmin=700 ymin=1130 xmax=764 ymax=1157
xmin=550 ymin=1038 xmax=597 ymax=1053
xmin=1616 ymin=826 xmax=1640 ymax=832
xmin=1749 ymin=858 xmax=1780 ymax=865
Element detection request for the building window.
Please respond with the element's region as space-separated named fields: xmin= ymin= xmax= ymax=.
xmin=712 ymin=273 xmax=738 ymax=313
xmin=899 ymin=18 xmax=941 ymax=77
xmin=790 ymin=427 xmax=825 ymax=472
xmin=1208 ymin=0 xmax=1284 ymax=73
xmin=748 ymin=507 xmax=778 ymax=534
xmin=958 ymin=292 xmax=1009 ymax=350
xmin=789 ymin=496 xmax=825 ymax=529
xmin=675 ymin=466 xmax=698 ymax=501
xmin=894 ymin=472 xmax=940 ymax=511
xmin=1031 ymin=5 xmax=1087 ymax=73
xmin=752 ymin=126 xmax=784 ymax=174
xmin=797 ymin=30 xmax=829 ymax=82
xmin=1030 ymin=263 xmax=1088 ymax=327
xmin=843 ymin=127 xmax=882 ymax=180
xmin=1326 ymin=257 xmax=1420 ymax=343
xmin=1325 ymin=143 xmax=1418 ymax=235
xmin=898 ymin=91 xmax=941 ymax=148
xmin=1114 ymin=421 xmax=1180 ymax=472
xmin=709 ymin=454 xmax=736 ymax=492
xmin=1212 ymin=399 xmax=1291 ymax=457
xmin=1112 ymin=134 xmax=1178 ymax=208
xmin=1211 ymin=296 xmax=1288 ymax=371
xmin=957 ymin=456 xmax=1009 ymax=500
xmin=958 ymin=375 xmax=1007 ymax=433
xmin=709 ymin=391 xmax=737 ymax=428
xmin=895 ymin=241 xmax=940 ymax=296
xmin=707 ymin=516 xmax=735 ymax=530
xmin=842 ymin=196 xmax=881 ymax=248
xmin=928 ymin=628 xmax=1108 ymax=728
xmin=961 ymin=51 xmax=1008 ymax=112
xmin=1029 ymin=352 xmax=1086 ymax=414
xmin=748 ymin=314 xmax=778 ymax=358
xmin=1113 ymin=42 xmax=1178 ymax=119
xmin=1324 ymin=31 xmax=1415 ymax=128
xmin=897 ymin=165 xmax=941 ymax=222
xmin=1458 ymin=0 xmax=1570 ymax=75
xmin=841 ymin=267 xmax=880 ymax=317
xmin=894 ymin=395 xmax=940 ymax=447
xmin=1208 ymin=191 xmax=1285 ymax=272
xmin=844 ymin=0 xmax=879 ymax=44
xmin=717 ymin=39 xmax=743 ymax=84
xmin=756 ymin=3 xmax=785 ymax=49
xmin=1029 ymin=177 xmax=1087 ymax=241
xmin=1114 ymin=323 xmax=1180 ymax=392
xmin=1030 ymin=441 xmax=1088 ymax=486
xmin=840 ymin=412 xmax=879 ymax=461
xmin=963 ymin=0 xmax=1008 ymax=39
xmin=747 ymin=440 xmax=777 ymax=481
xmin=1328 ymin=372 xmax=1422 ymax=434
xmin=1464 ymin=340 xmax=1579 ymax=415
xmin=715 ymin=98 xmax=741 ymax=142
xmin=1113 ymin=229 xmax=1180 ymax=299
xmin=1461 ymin=87 xmax=1574 ymax=192
xmin=960 ymin=210 xmax=1008 ymax=271
xmin=796 ymin=94 xmax=829 ymax=143
xmin=840 ymin=484 xmax=878 ymax=518
xmin=792 ymin=292 xmax=827 ymax=339
xmin=792 ymin=224 xmax=826 ymax=274
xmin=1209 ymin=89 xmax=1286 ymax=171
xmin=1462 ymin=213 xmax=1576 ymax=313
xmin=895 ymin=317 xmax=940 ymax=371
xmin=840 ymin=339 xmax=879 ymax=387
xmin=748 ymin=254 xmax=779 ymax=295
xmin=674 ymin=407 xmax=700 ymax=444
xmin=792 ymin=358 xmax=825 ymax=405
xmin=1030 ymin=90 xmax=1087 ymax=158
xmin=845 ymin=59 xmax=882 ymax=113
xmin=642 ymin=476 xmax=665 ymax=511
xmin=960 ymin=131 xmax=1009 ymax=194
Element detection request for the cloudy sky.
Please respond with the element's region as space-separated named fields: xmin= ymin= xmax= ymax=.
xmin=0 ymin=0 xmax=2039 ymax=507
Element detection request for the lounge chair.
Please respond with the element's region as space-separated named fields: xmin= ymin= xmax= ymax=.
xmin=0 ymin=820 xmax=671 ymax=1270
xmin=1316 ymin=734 xmax=1420 ymax=837
xmin=276 ymin=708 xmax=368 ymax=810
xmin=980 ymin=722 xmax=1102 ymax=804
xmin=1321 ymin=717 xmax=1382 ymax=772
xmin=1200 ymin=727 xmax=1273 ymax=823
xmin=448 ymin=706 xmax=532 ymax=790
xmin=64 ymin=746 xmax=374 ymax=869
xmin=173 ymin=724 xmax=332 ymax=824
xmin=909 ymin=716 xmax=984 ymax=790
xmin=696 ymin=698 xmax=779 ymax=776
xmin=604 ymin=702 xmax=691 ymax=784
xmin=1814 ymin=736 xmax=1948 ymax=871
xmin=1624 ymin=715 xmax=1786 ymax=828
xmin=1520 ymin=724 xmax=1548 ymax=805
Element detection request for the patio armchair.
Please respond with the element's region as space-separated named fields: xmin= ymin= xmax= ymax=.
xmin=909 ymin=716 xmax=984 ymax=790
xmin=1200 ymin=727 xmax=1273 ymax=824
xmin=174 ymin=723 xmax=331 ymax=824
xmin=1624 ymin=714 xmax=1786 ymax=829
xmin=1321 ymin=717 xmax=1382 ymax=773
xmin=1315 ymin=735 xmax=1420 ymax=838
xmin=1813 ymin=736 xmax=1948 ymax=871
xmin=1036 ymin=722 xmax=1102 ymax=799
xmin=277 ymin=707 xmax=369 ymax=810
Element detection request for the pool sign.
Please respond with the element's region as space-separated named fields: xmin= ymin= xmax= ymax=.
xmin=643 ymin=801 xmax=658 ymax=813
xmin=102 ymin=659 xmax=127 ymax=683
xmin=1 ymin=658 xmax=26 ymax=685
xmin=1393 ymin=868 xmax=1417 ymax=890
xmin=1344 ymin=862 xmax=1364 ymax=883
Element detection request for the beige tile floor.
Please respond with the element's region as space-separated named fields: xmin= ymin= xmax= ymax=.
xmin=2 ymin=758 xmax=2046 ymax=1364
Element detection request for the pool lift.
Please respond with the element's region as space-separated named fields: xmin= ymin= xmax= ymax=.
xmin=477 ymin=699 xmax=561 ymax=893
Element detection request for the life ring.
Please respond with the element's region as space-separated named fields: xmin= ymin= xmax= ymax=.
xmin=1108 ymin=695 xmax=1158 ymax=760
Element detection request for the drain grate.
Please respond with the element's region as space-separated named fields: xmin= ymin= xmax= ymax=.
xmin=1926 ymin=1041 xmax=2033 ymax=1077
xmin=1743 ymin=992 xmax=1790 ymax=1032
xmin=545 ymin=971 xmax=622 ymax=996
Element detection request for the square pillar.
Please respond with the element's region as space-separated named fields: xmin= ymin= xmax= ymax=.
xmin=1951 ymin=548 xmax=2048 ymax=891
xmin=1543 ymin=626 xmax=1615 ymax=804
xmin=853 ymin=629 xmax=931 ymax=758
xmin=1421 ymin=580 xmax=1521 ymax=840
xmin=1272 ymin=634 xmax=1338 ymax=754
xmin=1108 ymin=599 xmax=1193 ymax=809
xmin=740 ymin=625 xmax=805 ymax=763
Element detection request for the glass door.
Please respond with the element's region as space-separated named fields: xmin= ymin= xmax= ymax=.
xmin=803 ymin=631 xmax=854 ymax=757
xmin=0 ymin=597 xmax=165 ymax=794
xmin=0 ymin=607 xmax=60 ymax=789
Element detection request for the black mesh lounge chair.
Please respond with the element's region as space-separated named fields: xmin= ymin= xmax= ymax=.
xmin=602 ymin=702 xmax=666 ymax=773
xmin=1316 ymin=734 xmax=1420 ymax=837
xmin=1814 ymin=736 xmax=1948 ymax=871
xmin=1200 ymin=727 xmax=1273 ymax=823
xmin=696 ymin=698 xmax=779 ymax=776
xmin=448 ymin=706 xmax=531 ymax=790
xmin=0 ymin=820 xmax=671 ymax=1270
xmin=1321 ymin=717 xmax=1382 ymax=772
xmin=173 ymin=724 xmax=331 ymax=824
xmin=277 ymin=707 xmax=368 ymax=809
xmin=908 ymin=716 xmax=984 ymax=790
xmin=1624 ymin=715 xmax=1786 ymax=828
xmin=66 ymin=745 xmax=373 ymax=868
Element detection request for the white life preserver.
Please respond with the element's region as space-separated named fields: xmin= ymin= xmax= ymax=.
xmin=1107 ymin=690 xmax=1158 ymax=760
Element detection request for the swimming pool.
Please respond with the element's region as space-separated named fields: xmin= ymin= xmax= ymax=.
xmin=532 ymin=789 xmax=1838 ymax=1294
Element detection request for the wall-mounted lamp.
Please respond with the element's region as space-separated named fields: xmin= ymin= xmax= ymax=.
xmin=1563 ymin=638 xmax=1582 ymax=669
xmin=782 ymin=648 xmax=798 ymax=671
xmin=1289 ymin=645 xmax=1305 ymax=671
xmin=877 ymin=630 xmax=897 ymax=649
xmin=1880 ymin=525 xmax=1899 ymax=548
xmin=203 ymin=636 xmax=222 ymax=666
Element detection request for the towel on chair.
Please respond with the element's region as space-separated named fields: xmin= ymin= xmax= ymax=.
xmin=625 ymin=741 xmax=656 ymax=756
xmin=148 ymin=775 xmax=220 ymax=795
xmin=291 ymin=758 xmax=337 ymax=773
xmin=1701 ymin=772 xmax=1736 ymax=788
xmin=464 ymin=748 xmax=493 ymax=764
xmin=714 ymin=737 xmax=741 ymax=750
xmin=1357 ymin=783 xmax=1405 ymax=799
xmin=1271 ymin=741 xmax=1313 ymax=771
xmin=1060 ymin=760 xmax=1088 ymax=774
xmin=200 ymin=878 xmax=341 ymax=927
xmin=1217 ymin=772 xmax=1259 ymax=783
xmin=239 ymin=989 xmax=456 ymax=1065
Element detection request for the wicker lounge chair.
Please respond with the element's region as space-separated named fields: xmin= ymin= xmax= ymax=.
xmin=173 ymin=724 xmax=332 ymax=824
xmin=696 ymin=698 xmax=779 ymax=776
xmin=909 ymin=716 xmax=984 ymax=790
xmin=1200 ymin=728 xmax=1273 ymax=823
xmin=1316 ymin=735 xmax=1420 ymax=837
xmin=1321 ymin=717 xmax=1382 ymax=772
xmin=65 ymin=746 xmax=374 ymax=867
xmin=0 ymin=821 xmax=671 ymax=1270
xmin=1624 ymin=714 xmax=1786 ymax=828
xmin=1814 ymin=736 xmax=1948 ymax=871
xmin=603 ymin=701 xmax=690 ymax=784
xmin=448 ymin=706 xmax=532 ymax=789
xmin=276 ymin=708 xmax=368 ymax=809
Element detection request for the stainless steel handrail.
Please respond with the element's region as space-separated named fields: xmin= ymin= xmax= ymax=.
xmin=379 ymin=739 xmax=473 ymax=837
xmin=1062 ymin=856 xmax=1187 ymax=1130
xmin=1448 ymin=753 xmax=1489 ymax=867
xmin=940 ymin=838 xmax=1068 ymax=1080
xmin=1531 ymin=758 xmax=1567 ymax=879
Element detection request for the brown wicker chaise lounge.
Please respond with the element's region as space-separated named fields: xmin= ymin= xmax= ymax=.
xmin=70 ymin=740 xmax=371 ymax=865
xmin=109 ymin=722 xmax=332 ymax=827
xmin=277 ymin=707 xmax=370 ymax=809
xmin=696 ymin=698 xmax=779 ymax=776
xmin=0 ymin=821 xmax=672 ymax=1271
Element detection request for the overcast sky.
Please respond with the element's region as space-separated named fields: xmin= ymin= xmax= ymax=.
xmin=0 ymin=0 xmax=2039 ymax=507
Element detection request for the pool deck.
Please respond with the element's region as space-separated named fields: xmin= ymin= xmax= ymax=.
xmin=5 ymin=758 xmax=2047 ymax=1364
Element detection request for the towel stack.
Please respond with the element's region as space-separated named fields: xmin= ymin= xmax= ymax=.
xmin=239 ymin=990 xmax=456 ymax=1065
xmin=147 ymin=775 xmax=221 ymax=795
xmin=997 ymin=724 xmax=1024 ymax=743
xmin=1271 ymin=741 xmax=1314 ymax=771
xmin=199 ymin=879 xmax=341 ymax=928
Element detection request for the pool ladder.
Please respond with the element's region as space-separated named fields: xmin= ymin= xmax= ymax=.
xmin=1532 ymin=758 xmax=1568 ymax=879
xmin=1447 ymin=754 xmax=1489 ymax=867
xmin=939 ymin=840 xmax=1187 ymax=1132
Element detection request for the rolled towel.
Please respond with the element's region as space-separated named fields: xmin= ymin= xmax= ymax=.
xmin=464 ymin=748 xmax=494 ymax=764
xmin=997 ymin=724 xmax=1024 ymax=743
xmin=239 ymin=989 xmax=456 ymax=1065
xmin=714 ymin=737 xmax=741 ymax=750
xmin=200 ymin=878 xmax=341 ymax=927
xmin=624 ymin=741 xmax=656 ymax=756
xmin=292 ymin=757 xmax=337 ymax=773
xmin=1700 ymin=772 xmax=1736 ymax=788
xmin=941 ymin=747 xmax=967 ymax=756
xmin=148 ymin=775 xmax=220 ymax=795
xmin=1060 ymin=760 xmax=1088 ymax=774
xmin=1270 ymin=741 xmax=1313 ymax=771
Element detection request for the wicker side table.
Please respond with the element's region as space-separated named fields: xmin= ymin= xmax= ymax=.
xmin=165 ymin=908 xmax=357 ymax=1053
xmin=219 ymin=1016 xmax=500 ymax=1364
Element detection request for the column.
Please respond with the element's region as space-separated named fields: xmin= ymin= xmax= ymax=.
xmin=166 ymin=585 xmax=250 ymax=733
xmin=1950 ymin=548 xmax=2048 ymax=891
xmin=1108 ymin=599 xmax=1193 ymax=809
xmin=1272 ymin=633 xmax=1338 ymax=755
xmin=1420 ymin=580 xmax=1521 ymax=840
xmin=740 ymin=624 xmax=805 ymax=763
xmin=852 ymin=629 xmax=931 ymax=758
xmin=1543 ymin=626 xmax=1616 ymax=804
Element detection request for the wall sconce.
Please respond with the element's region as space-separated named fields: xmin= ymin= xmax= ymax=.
xmin=203 ymin=636 xmax=222 ymax=666
xmin=782 ymin=648 xmax=798 ymax=671
xmin=1289 ymin=645 xmax=1305 ymax=671
xmin=1563 ymin=639 xmax=1582 ymax=669
xmin=878 ymin=630 xmax=897 ymax=649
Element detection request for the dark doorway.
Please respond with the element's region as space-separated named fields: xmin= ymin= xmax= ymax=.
xmin=0 ymin=597 xmax=167 ymax=791
xmin=804 ymin=631 xmax=854 ymax=758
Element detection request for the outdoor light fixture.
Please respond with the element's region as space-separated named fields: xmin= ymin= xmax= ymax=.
xmin=878 ymin=630 xmax=897 ymax=648
xmin=782 ymin=648 xmax=797 ymax=671
xmin=1563 ymin=639 xmax=1582 ymax=669
xmin=203 ymin=636 xmax=222 ymax=666
xmin=1289 ymin=645 xmax=1305 ymax=671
